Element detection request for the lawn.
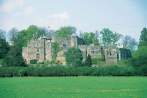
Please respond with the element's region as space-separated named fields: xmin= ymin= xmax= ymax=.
xmin=0 ymin=77 xmax=147 ymax=98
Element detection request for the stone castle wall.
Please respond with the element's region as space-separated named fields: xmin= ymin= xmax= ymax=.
xmin=22 ymin=35 xmax=128 ymax=65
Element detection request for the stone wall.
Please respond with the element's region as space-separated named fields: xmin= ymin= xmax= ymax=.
xmin=22 ymin=35 xmax=129 ymax=65
xmin=22 ymin=37 xmax=52 ymax=64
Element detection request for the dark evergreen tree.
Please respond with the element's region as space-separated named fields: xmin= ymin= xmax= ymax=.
xmin=139 ymin=28 xmax=147 ymax=47
xmin=132 ymin=27 xmax=147 ymax=66
xmin=3 ymin=46 xmax=26 ymax=67
xmin=0 ymin=38 xmax=9 ymax=59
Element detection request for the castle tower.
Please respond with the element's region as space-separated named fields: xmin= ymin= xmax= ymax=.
xmin=70 ymin=34 xmax=78 ymax=48
xmin=103 ymin=47 xmax=118 ymax=64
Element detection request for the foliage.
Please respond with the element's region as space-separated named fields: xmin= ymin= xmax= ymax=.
xmin=80 ymin=32 xmax=99 ymax=45
xmin=139 ymin=27 xmax=147 ymax=47
xmin=131 ymin=46 xmax=147 ymax=66
xmin=0 ymin=29 xmax=9 ymax=59
xmin=122 ymin=35 xmax=137 ymax=51
xmin=55 ymin=26 xmax=76 ymax=38
xmin=0 ymin=38 xmax=9 ymax=59
xmin=65 ymin=48 xmax=83 ymax=66
xmin=8 ymin=28 xmax=19 ymax=45
xmin=0 ymin=29 xmax=6 ymax=39
xmin=1 ymin=65 xmax=147 ymax=77
xmin=131 ymin=27 xmax=147 ymax=66
xmin=51 ymin=42 xmax=60 ymax=62
xmin=2 ymin=46 xmax=26 ymax=67
xmin=30 ymin=59 xmax=38 ymax=64
xmin=84 ymin=54 xmax=92 ymax=67
xmin=100 ymin=28 xmax=121 ymax=46
xmin=15 ymin=25 xmax=48 ymax=47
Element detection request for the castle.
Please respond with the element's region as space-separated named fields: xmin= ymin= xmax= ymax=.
xmin=22 ymin=34 xmax=131 ymax=65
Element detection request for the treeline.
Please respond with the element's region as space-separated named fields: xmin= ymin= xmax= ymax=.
xmin=0 ymin=65 xmax=147 ymax=77
xmin=0 ymin=25 xmax=139 ymax=66
xmin=0 ymin=25 xmax=147 ymax=76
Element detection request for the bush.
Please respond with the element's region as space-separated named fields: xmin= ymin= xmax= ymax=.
xmin=0 ymin=67 xmax=27 ymax=77
xmin=131 ymin=46 xmax=147 ymax=66
xmin=65 ymin=48 xmax=83 ymax=67
xmin=30 ymin=59 xmax=38 ymax=64
xmin=0 ymin=65 xmax=147 ymax=77
xmin=2 ymin=46 xmax=26 ymax=67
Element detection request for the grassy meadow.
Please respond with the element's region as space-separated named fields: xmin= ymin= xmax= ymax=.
xmin=0 ymin=77 xmax=147 ymax=98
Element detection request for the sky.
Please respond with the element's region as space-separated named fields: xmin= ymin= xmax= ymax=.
xmin=0 ymin=0 xmax=147 ymax=40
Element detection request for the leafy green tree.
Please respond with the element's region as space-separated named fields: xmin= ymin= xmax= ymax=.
xmin=100 ymin=28 xmax=121 ymax=46
xmin=0 ymin=30 xmax=9 ymax=58
xmin=84 ymin=54 xmax=92 ymax=67
xmin=3 ymin=46 xmax=26 ymax=67
xmin=16 ymin=25 xmax=48 ymax=47
xmin=3 ymin=25 xmax=49 ymax=66
xmin=0 ymin=29 xmax=6 ymax=39
xmin=65 ymin=48 xmax=83 ymax=66
xmin=132 ymin=46 xmax=147 ymax=66
xmin=51 ymin=42 xmax=60 ymax=63
xmin=8 ymin=28 xmax=19 ymax=45
xmin=132 ymin=27 xmax=147 ymax=66
xmin=55 ymin=26 xmax=76 ymax=38
xmin=139 ymin=28 xmax=147 ymax=47
xmin=80 ymin=32 xmax=99 ymax=45
xmin=0 ymin=38 xmax=9 ymax=59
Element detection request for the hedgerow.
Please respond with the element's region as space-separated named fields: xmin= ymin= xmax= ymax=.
xmin=0 ymin=65 xmax=147 ymax=77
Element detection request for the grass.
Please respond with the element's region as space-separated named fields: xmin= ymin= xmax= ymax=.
xmin=0 ymin=77 xmax=147 ymax=98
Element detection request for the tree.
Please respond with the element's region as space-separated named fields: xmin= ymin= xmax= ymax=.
xmin=112 ymin=32 xmax=121 ymax=45
xmin=0 ymin=29 xmax=6 ymax=40
xmin=16 ymin=25 xmax=48 ymax=47
xmin=65 ymin=48 xmax=83 ymax=66
xmin=0 ymin=38 xmax=9 ymax=59
xmin=139 ymin=28 xmax=147 ymax=47
xmin=122 ymin=35 xmax=137 ymax=51
xmin=84 ymin=54 xmax=92 ymax=67
xmin=8 ymin=28 xmax=19 ymax=45
xmin=0 ymin=30 xmax=9 ymax=58
xmin=55 ymin=26 xmax=76 ymax=38
xmin=51 ymin=42 xmax=60 ymax=63
xmin=132 ymin=27 xmax=147 ymax=66
xmin=100 ymin=28 xmax=121 ymax=47
xmin=3 ymin=46 xmax=26 ymax=67
xmin=132 ymin=46 xmax=147 ymax=66
xmin=80 ymin=32 xmax=99 ymax=45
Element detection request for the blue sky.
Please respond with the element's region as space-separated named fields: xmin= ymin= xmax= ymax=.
xmin=0 ymin=0 xmax=147 ymax=40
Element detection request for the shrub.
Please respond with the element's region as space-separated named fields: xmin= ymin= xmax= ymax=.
xmin=2 ymin=46 xmax=26 ymax=67
xmin=30 ymin=59 xmax=38 ymax=64
xmin=131 ymin=46 xmax=147 ymax=66
xmin=0 ymin=65 xmax=147 ymax=77
xmin=65 ymin=48 xmax=83 ymax=67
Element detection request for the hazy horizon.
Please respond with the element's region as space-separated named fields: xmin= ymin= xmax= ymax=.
xmin=0 ymin=0 xmax=147 ymax=40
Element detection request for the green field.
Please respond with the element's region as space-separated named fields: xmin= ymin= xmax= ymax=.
xmin=0 ymin=77 xmax=147 ymax=98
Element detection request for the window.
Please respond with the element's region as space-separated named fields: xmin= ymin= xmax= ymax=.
xmin=110 ymin=52 xmax=112 ymax=56
xmin=63 ymin=43 xmax=67 ymax=48
xmin=36 ymin=53 xmax=40 ymax=60
xmin=37 ymin=49 xmax=39 ymax=52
